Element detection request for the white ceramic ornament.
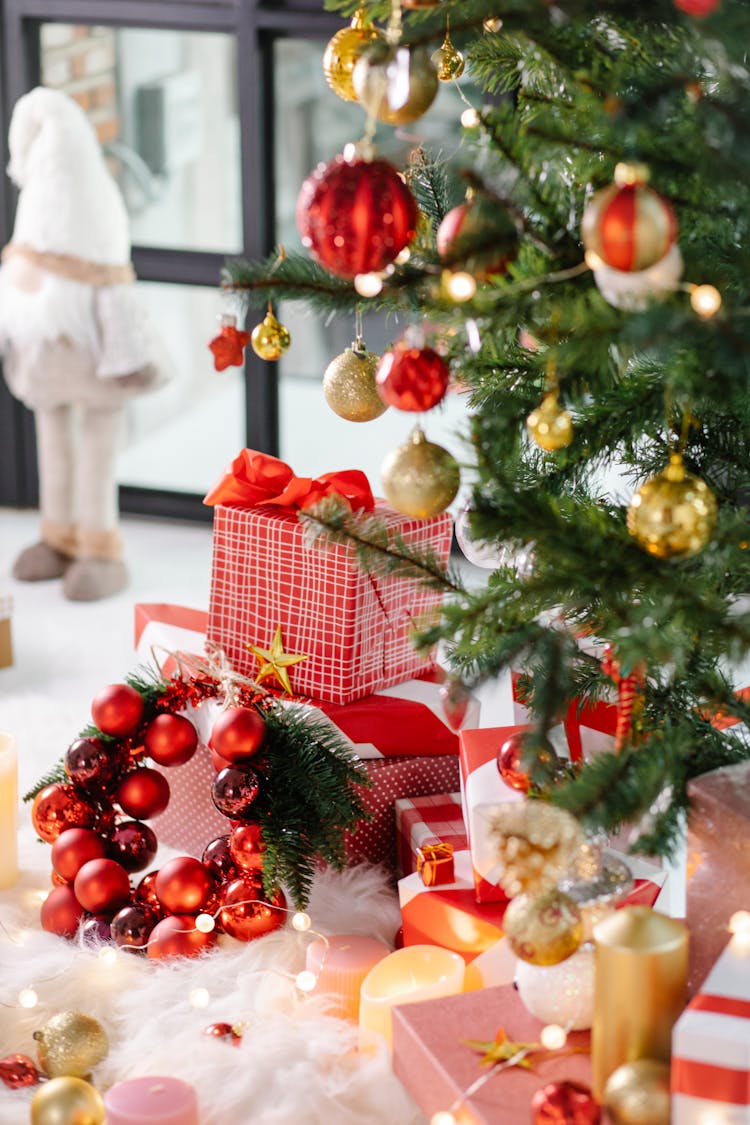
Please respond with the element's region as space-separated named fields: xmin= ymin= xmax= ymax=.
xmin=514 ymin=942 xmax=595 ymax=1030
xmin=592 ymin=244 xmax=683 ymax=311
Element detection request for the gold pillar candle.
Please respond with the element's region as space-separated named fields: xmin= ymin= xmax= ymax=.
xmin=592 ymin=906 xmax=688 ymax=1100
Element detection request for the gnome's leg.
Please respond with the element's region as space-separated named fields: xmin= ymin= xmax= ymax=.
xmin=62 ymin=402 xmax=128 ymax=602
xmin=12 ymin=404 xmax=77 ymax=581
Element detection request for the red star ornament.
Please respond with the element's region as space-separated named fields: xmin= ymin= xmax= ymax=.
xmin=209 ymin=315 xmax=251 ymax=371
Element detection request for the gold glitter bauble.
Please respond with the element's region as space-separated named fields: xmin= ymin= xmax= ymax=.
xmin=353 ymin=43 xmax=438 ymax=126
xmin=323 ymin=10 xmax=384 ymax=103
xmin=431 ymin=34 xmax=465 ymax=81
xmin=503 ymin=887 xmax=583 ymax=966
xmin=603 ymin=1059 xmax=671 ymax=1125
xmin=527 ymin=392 xmax=573 ymax=452
xmin=382 ymin=427 xmax=460 ymax=518
xmin=33 ymin=1011 xmax=109 ymax=1079
xmin=250 ymin=310 xmax=291 ymax=361
xmin=486 ymin=801 xmax=584 ymax=898
xmin=626 ymin=452 xmax=717 ymax=559
xmin=323 ymin=340 xmax=387 ymax=422
xmin=31 ymin=1077 xmax=105 ymax=1125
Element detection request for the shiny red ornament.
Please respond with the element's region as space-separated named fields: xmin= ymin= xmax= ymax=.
xmin=531 ymin=1080 xmax=601 ymax=1125
xmin=209 ymin=315 xmax=250 ymax=372
xmin=210 ymin=747 xmax=233 ymax=772
xmin=437 ymin=198 xmax=519 ymax=280
xmin=0 ymin=1054 xmax=41 ymax=1089
xmin=209 ymin=707 xmax=266 ymax=764
xmin=64 ymin=737 xmax=119 ymax=792
xmin=496 ymin=732 xmax=531 ymax=792
xmin=154 ymin=856 xmax=213 ymax=914
xmin=108 ymin=820 xmax=158 ymax=873
xmin=81 ymin=915 xmax=113 ymax=945
xmin=134 ymin=870 xmax=164 ymax=915
xmin=51 ymin=871 xmax=69 ymax=887
xmin=674 ymin=0 xmax=720 ymax=13
xmin=220 ymin=878 xmax=287 ymax=942
xmin=40 ymin=885 xmax=85 ymax=937
xmin=296 ymin=155 xmax=418 ymax=280
xmin=51 ymin=827 xmax=107 ymax=882
xmin=229 ymin=823 xmax=266 ymax=872
xmin=147 ymin=914 xmax=217 ymax=959
xmin=110 ymin=903 xmax=160 ymax=952
xmin=211 ymin=765 xmax=261 ymax=820
xmin=376 ymin=344 xmax=450 ymax=412
xmin=115 ymin=768 xmax=170 ymax=819
xmin=202 ymin=835 xmax=240 ymax=883
xmin=91 ymin=683 xmax=144 ymax=737
xmin=203 ymin=1022 xmax=243 ymax=1046
xmin=74 ymin=857 xmax=131 ymax=914
xmin=31 ymin=784 xmax=98 ymax=843
xmin=144 ymin=713 xmax=198 ymax=767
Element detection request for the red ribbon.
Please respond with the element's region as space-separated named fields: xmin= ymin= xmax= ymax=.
xmin=203 ymin=449 xmax=374 ymax=512
xmin=690 ymin=993 xmax=750 ymax=1020
xmin=671 ymin=1058 xmax=750 ymax=1105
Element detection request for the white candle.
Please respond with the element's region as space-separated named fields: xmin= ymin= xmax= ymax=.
xmin=0 ymin=734 xmax=18 ymax=889
xmin=359 ymin=944 xmax=465 ymax=1052
xmin=104 ymin=1076 xmax=198 ymax=1124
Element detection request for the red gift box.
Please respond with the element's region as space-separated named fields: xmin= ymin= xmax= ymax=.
xmin=417 ymin=842 xmax=456 ymax=886
xmin=395 ymin=792 xmax=467 ymax=879
xmin=392 ymin=983 xmax=592 ymax=1125
xmin=134 ymin=603 xmax=208 ymax=676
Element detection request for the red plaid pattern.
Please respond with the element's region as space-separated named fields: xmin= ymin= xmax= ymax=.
xmin=395 ymin=793 xmax=467 ymax=879
xmin=207 ymin=501 xmax=452 ymax=705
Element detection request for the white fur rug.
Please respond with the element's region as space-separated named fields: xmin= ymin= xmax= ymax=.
xmin=0 ymin=694 xmax=425 ymax=1125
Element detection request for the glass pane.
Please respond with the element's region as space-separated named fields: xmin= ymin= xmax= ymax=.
xmin=118 ymin=282 xmax=244 ymax=495
xmin=40 ymin=23 xmax=242 ymax=253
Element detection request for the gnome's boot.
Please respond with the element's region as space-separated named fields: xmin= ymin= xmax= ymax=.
xmin=63 ymin=530 xmax=128 ymax=601
xmin=13 ymin=524 xmax=76 ymax=581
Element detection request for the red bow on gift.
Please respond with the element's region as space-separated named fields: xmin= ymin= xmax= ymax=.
xmin=203 ymin=449 xmax=375 ymax=512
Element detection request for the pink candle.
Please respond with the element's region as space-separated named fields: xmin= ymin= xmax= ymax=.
xmin=306 ymin=933 xmax=390 ymax=1021
xmin=104 ymin=1076 xmax=198 ymax=1125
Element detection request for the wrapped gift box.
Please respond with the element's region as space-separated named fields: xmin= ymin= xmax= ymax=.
xmin=392 ymin=983 xmax=592 ymax=1125
xmin=395 ymin=792 xmax=467 ymax=879
xmin=672 ymin=936 xmax=750 ymax=1123
xmin=134 ymin=603 xmax=208 ymax=675
xmin=0 ymin=594 xmax=12 ymax=669
xmin=207 ymin=499 xmax=452 ymax=706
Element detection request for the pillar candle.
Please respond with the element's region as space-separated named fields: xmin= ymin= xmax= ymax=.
xmin=359 ymin=944 xmax=465 ymax=1052
xmin=0 ymin=734 xmax=18 ymax=889
xmin=103 ymin=1076 xmax=198 ymax=1125
xmin=306 ymin=933 xmax=390 ymax=1021
xmin=592 ymin=905 xmax=688 ymax=1100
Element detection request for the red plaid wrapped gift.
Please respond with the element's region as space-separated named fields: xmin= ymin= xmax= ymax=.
xmin=204 ymin=449 xmax=453 ymax=705
xmin=395 ymin=792 xmax=467 ymax=879
xmin=672 ymin=936 xmax=750 ymax=1123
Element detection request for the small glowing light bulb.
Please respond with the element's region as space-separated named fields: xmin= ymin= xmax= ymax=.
xmin=540 ymin=1023 xmax=568 ymax=1050
xmin=18 ymin=988 xmax=38 ymax=1009
xmin=729 ymin=910 xmax=750 ymax=935
xmin=460 ymin=108 xmax=480 ymax=129
xmin=690 ymin=284 xmax=722 ymax=319
xmin=295 ymin=970 xmax=317 ymax=993
xmin=190 ymin=987 xmax=211 ymax=1009
xmin=98 ymin=946 xmax=118 ymax=966
xmin=483 ymin=18 xmax=503 ymax=32
xmin=292 ymin=912 xmax=311 ymax=932
xmin=444 ymin=271 xmax=477 ymax=302
xmin=431 ymin=1112 xmax=457 ymax=1125
xmin=36 ymin=889 xmax=50 ymax=903
xmin=584 ymin=249 xmax=604 ymax=271
xmin=195 ymin=913 xmax=216 ymax=934
xmin=395 ymin=247 xmax=411 ymax=265
xmin=354 ymin=273 xmax=383 ymax=298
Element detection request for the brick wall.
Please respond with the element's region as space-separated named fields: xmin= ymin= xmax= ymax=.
xmin=40 ymin=24 xmax=119 ymax=145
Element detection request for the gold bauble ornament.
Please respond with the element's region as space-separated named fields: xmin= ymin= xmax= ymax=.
xmin=603 ymin=1059 xmax=671 ymax=1125
xmin=323 ymin=10 xmax=384 ymax=103
xmin=503 ymin=886 xmax=583 ymax=966
xmin=381 ymin=427 xmax=460 ymax=518
xmin=353 ymin=42 xmax=438 ymax=126
xmin=431 ymin=32 xmax=465 ymax=81
xmin=250 ymin=310 xmax=291 ymax=361
xmin=323 ymin=338 xmax=387 ymax=422
xmin=31 ymin=1077 xmax=106 ymax=1125
xmin=34 ymin=1012 xmax=109 ymax=1079
xmin=527 ymin=392 xmax=573 ymax=452
xmin=626 ymin=452 xmax=717 ymax=559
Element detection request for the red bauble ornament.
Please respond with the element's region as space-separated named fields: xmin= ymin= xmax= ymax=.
xmin=110 ymin=903 xmax=160 ymax=952
xmin=51 ymin=827 xmax=107 ymax=882
xmin=64 ymin=737 xmax=119 ymax=792
xmin=674 ymin=0 xmax=720 ymax=13
xmin=144 ymin=713 xmax=198 ymax=767
xmin=40 ymin=885 xmax=85 ymax=937
xmin=376 ymin=344 xmax=450 ymax=412
xmin=134 ymin=870 xmax=164 ymax=915
xmin=436 ymin=197 xmax=519 ymax=280
xmin=81 ymin=916 xmax=113 ymax=945
xmin=209 ymin=707 xmax=266 ymax=764
xmin=229 ymin=823 xmax=266 ymax=872
xmin=108 ymin=820 xmax=158 ymax=873
xmin=147 ymin=914 xmax=217 ymax=959
xmin=210 ymin=747 xmax=233 ymax=772
xmin=203 ymin=1022 xmax=242 ymax=1046
xmin=115 ymin=768 xmax=170 ymax=819
xmin=209 ymin=315 xmax=250 ymax=372
xmin=296 ymin=155 xmax=418 ymax=280
xmin=211 ymin=765 xmax=261 ymax=820
xmin=496 ymin=732 xmax=531 ymax=793
xmin=154 ymin=856 xmax=213 ymax=914
xmin=31 ymin=784 xmax=98 ymax=843
xmin=581 ymin=166 xmax=677 ymax=272
xmin=531 ymin=1080 xmax=601 ymax=1125
xmin=219 ymin=878 xmax=286 ymax=942
xmin=51 ymin=871 xmax=69 ymax=887
xmin=439 ymin=678 xmax=471 ymax=731
xmin=0 ymin=1054 xmax=41 ymax=1089
xmin=202 ymin=835 xmax=240 ymax=883
xmin=74 ymin=857 xmax=131 ymax=914
xmin=91 ymin=683 xmax=144 ymax=737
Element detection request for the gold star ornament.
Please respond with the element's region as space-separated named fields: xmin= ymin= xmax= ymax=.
xmin=246 ymin=626 xmax=308 ymax=695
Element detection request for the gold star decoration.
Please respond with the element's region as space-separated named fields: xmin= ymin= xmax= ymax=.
xmin=246 ymin=626 xmax=308 ymax=695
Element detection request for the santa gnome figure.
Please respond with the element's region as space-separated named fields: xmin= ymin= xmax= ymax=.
xmin=0 ymin=86 xmax=172 ymax=601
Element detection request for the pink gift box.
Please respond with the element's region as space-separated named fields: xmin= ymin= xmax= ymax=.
xmin=395 ymin=792 xmax=467 ymax=879
xmin=392 ymin=983 xmax=592 ymax=1124
xmin=207 ymin=501 xmax=452 ymax=705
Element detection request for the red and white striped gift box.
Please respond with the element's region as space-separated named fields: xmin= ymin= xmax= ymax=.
xmin=207 ymin=501 xmax=452 ymax=706
xmin=672 ymin=938 xmax=750 ymax=1123
xmin=394 ymin=792 xmax=467 ymax=879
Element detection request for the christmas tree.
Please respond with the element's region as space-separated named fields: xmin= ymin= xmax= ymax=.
xmin=223 ymin=0 xmax=750 ymax=857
